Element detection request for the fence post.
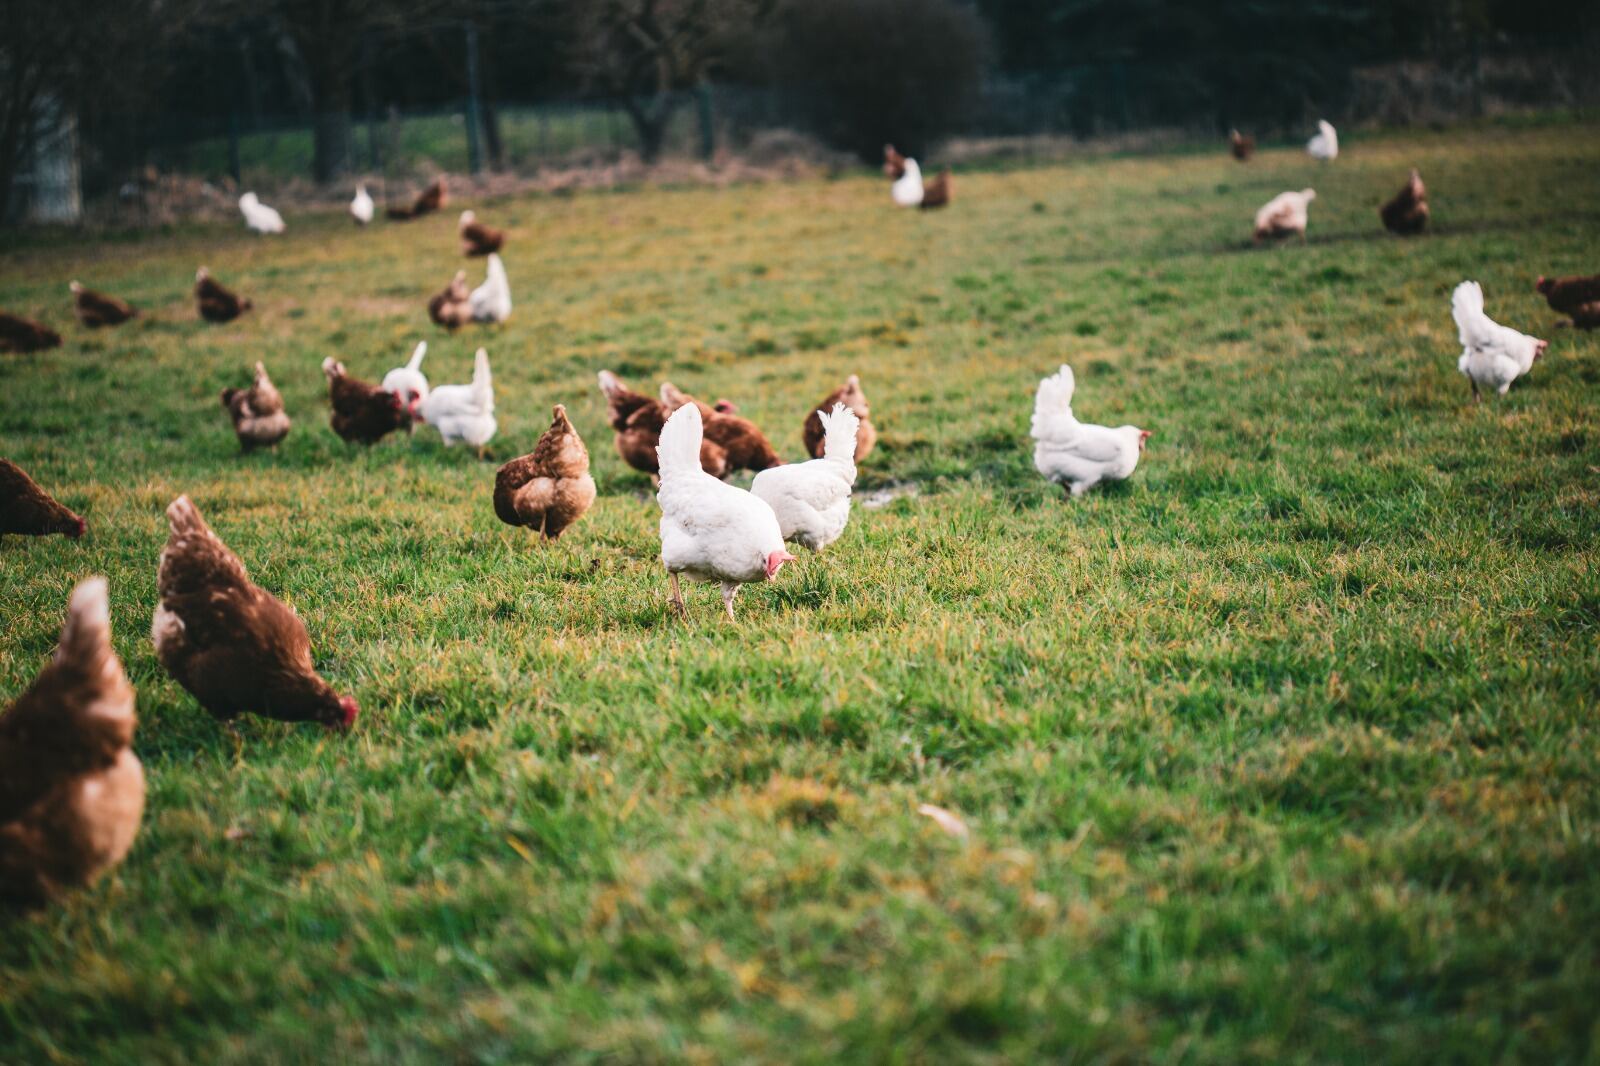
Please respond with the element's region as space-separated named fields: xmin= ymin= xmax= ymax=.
xmin=227 ymin=110 xmax=242 ymax=187
xmin=464 ymin=21 xmax=483 ymax=175
xmin=696 ymin=83 xmax=715 ymax=161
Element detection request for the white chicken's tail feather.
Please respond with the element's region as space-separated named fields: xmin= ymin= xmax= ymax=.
xmin=470 ymin=349 xmax=493 ymax=411
xmin=1030 ymin=364 xmax=1078 ymax=437
xmin=657 ymin=402 xmax=704 ymax=479
xmin=486 ymin=253 xmax=507 ymax=290
xmin=1451 ymin=280 xmax=1487 ymax=346
xmin=818 ymin=403 xmax=861 ymax=464
xmin=406 ymin=341 xmax=427 ymax=373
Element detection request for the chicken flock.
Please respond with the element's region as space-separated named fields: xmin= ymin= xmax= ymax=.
xmin=1 ymin=122 xmax=1594 ymax=909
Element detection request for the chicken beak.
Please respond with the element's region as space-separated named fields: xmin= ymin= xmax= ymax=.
xmin=766 ymin=550 xmax=797 ymax=579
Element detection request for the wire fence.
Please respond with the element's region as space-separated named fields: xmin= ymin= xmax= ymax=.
xmin=15 ymin=39 xmax=1596 ymax=224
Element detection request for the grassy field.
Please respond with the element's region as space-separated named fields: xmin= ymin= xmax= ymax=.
xmin=2 ymin=120 xmax=1598 ymax=1063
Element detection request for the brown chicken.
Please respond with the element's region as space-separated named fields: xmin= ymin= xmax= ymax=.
xmin=222 ymin=362 xmax=291 ymax=451
xmin=1536 ymin=274 xmax=1600 ymax=329
xmin=0 ymin=311 xmax=62 ymax=353
xmin=802 ymin=374 xmax=876 ymax=463
xmin=322 ymin=358 xmax=408 ymax=445
xmin=494 ymin=405 xmax=598 ymax=541
xmin=428 ymin=270 xmax=472 ymax=330
xmin=0 ymin=578 xmax=144 ymax=909
xmin=1229 ymin=129 xmax=1255 ymax=161
xmin=195 ymin=268 xmax=252 ymax=323
xmin=69 ymin=281 xmax=138 ymax=328
xmin=883 ymin=144 xmax=908 ymax=180
xmin=1379 ymin=168 xmax=1429 ymax=236
xmin=153 ymin=496 xmax=359 ymax=730
xmin=458 ymin=210 xmax=505 ymax=256
xmin=919 ymin=169 xmax=953 ymax=210
xmin=1 ymin=459 xmax=85 ymax=540
xmin=387 ymin=176 xmax=447 ymax=221
xmin=598 ymin=370 xmax=729 ymax=478
xmin=660 ymin=381 xmax=783 ymax=473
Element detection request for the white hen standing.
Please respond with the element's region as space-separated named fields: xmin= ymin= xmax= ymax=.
xmin=752 ymin=404 xmax=859 ymax=551
xmin=350 ymin=184 xmax=374 ymax=225
xmin=1451 ymin=281 xmax=1548 ymax=403
xmin=1032 ymin=364 xmax=1151 ymax=498
xmin=380 ymin=341 xmax=429 ymax=418
xmin=1254 ymin=189 xmax=1316 ymax=242
xmin=239 ymin=192 xmax=285 ymax=234
xmin=469 ymin=253 xmax=512 ymax=324
xmin=1307 ymin=119 xmax=1338 ymax=161
xmin=418 ymin=348 xmax=497 ymax=456
xmin=892 ymin=158 xmax=924 ymax=207
xmin=658 ymin=403 xmax=794 ymax=621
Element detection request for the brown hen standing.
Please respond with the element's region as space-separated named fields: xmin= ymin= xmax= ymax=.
xmin=222 ymin=362 xmax=291 ymax=451
xmin=598 ymin=370 xmax=729 ymax=478
xmin=660 ymin=381 xmax=783 ymax=474
xmin=802 ymin=374 xmax=876 ymax=463
xmin=1379 ymin=168 xmax=1429 ymax=236
xmin=194 ymin=268 xmax=252 ymax=323
xmin=69 ymin=281 xmax=138 ymax=327
xmin=323 ymin=358 xmax=408 ymax=445
xmin=1 ymin=458 xmax=85 ymax=540
xmin=153 ymin=496 xmax=359 ymax=730
xmin=494 ymin=405 xmax=598 ymax=541
xmin=1 ymin=578 xmax=144 ymax=909
xmin=0 ymin=311 xmax=62 ymax=353
xmin=458 ymin=210 xmax=505 ymax=256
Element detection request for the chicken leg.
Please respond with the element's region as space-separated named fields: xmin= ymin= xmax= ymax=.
xmin=668 ymin=572 xmax=688 ymax=620
xmin=720 ymin=582 xmax=739 ymax=621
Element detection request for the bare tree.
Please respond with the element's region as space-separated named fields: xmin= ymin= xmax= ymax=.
xmin=0 ymin=0 xmax=197 ymax=220
xmin=566 ymin=0 xmax=772 ymax=162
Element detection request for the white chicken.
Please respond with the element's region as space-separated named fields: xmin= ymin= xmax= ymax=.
xmin=751 ymin=403 xmax=859 ymax=551
xmin=1307 ymin=119 xmax=1338 ymax=161
xmin=469 ymin=253 xmax=512 ymax=324
xmin=350 ymin=184 xmax=374 ymax=225
xmin=238 ymin=191 xmax=285 ymax=234
xmin=892 ymin=158 xmax=924 ymax=207
xmin=1451 ymin=281 xmax=1548 ymax=402
xmin=1254 ymin=189 xmax=1316 ymax=242
xmin=418 ymin=348 xmax=496 ymax=456
xmin=1031 ymin=364 xmax=1151 ymax=498
xmin=380 ymin=340 xmax=429 ymax=418
xmin=657 ymin=403 xmax=795 ymax=621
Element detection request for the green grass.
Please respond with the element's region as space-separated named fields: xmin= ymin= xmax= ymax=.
xmin=2 ymin=120 xmax=1599 ymax=1063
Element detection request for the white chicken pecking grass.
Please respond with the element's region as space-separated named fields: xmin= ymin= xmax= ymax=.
xmin=1031 ymin=364 xmax=1151 ymax=498
xmin=1451 ymin=281 xmax=1548 ymax=403
xmin=380 ymin=341 xmax=429 ymax=420
xmin=751 ymin=403 xmax=859 ymax=551
xmin=350 ymin=184 xmax=374 ymax=226
xmin=892 ymin=158 xmax=924 ymax=207
xmin=1254 ymin=189 xmax=1316 ymax=243
xmin=469 ymin=253 xmax=512 ymax=324
xmin=418 ymin=348 xmax=497 ymax=457
xmin=238 ymin=192 xmax=285 ymax=234
xmin=1307 ymin=119 xmax=1338 ymax=161
xmin=657 ymin=403 xmax=795 ymax=621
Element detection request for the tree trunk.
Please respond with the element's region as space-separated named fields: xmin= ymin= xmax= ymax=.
xmin=313 ymin=105 xmax=353 ymax=183
xmin=296 ymin=36 xmax=357 ymax=184
xmin=624 ymin=95 xmax=675 ymax=162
